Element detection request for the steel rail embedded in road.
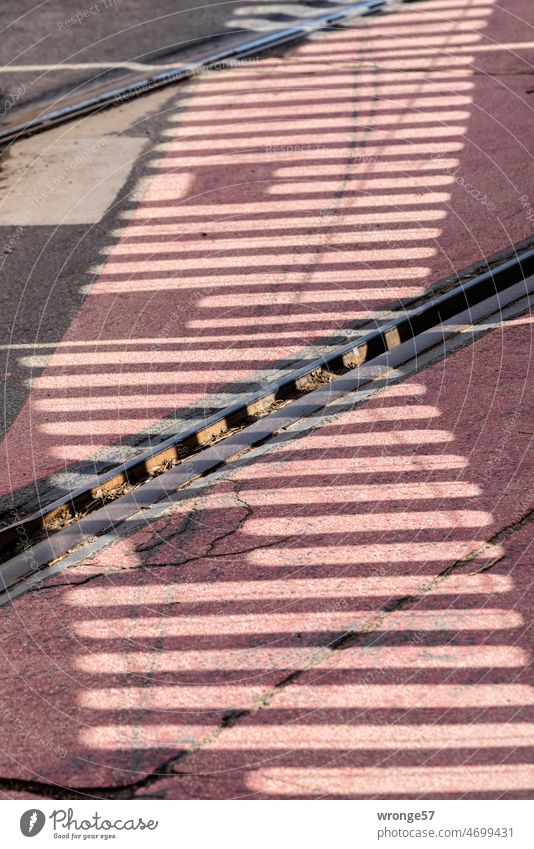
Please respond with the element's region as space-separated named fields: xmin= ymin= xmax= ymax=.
xmin=0 ymin=0 xmax=403 ymax=146
xmin=2 ymin=245 xmax=534 ymax=579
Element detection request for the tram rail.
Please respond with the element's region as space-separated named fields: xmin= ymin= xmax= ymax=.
xmin=1 ymin=245 xmax=533 ymax=595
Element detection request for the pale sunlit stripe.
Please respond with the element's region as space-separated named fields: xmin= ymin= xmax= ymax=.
xmin=247 ymin=764 xmax=534 ymax=796
xmin=195 ymin=66 xmax=478 ymax=93
xmin=241 ymin=10 xmax=486 ymax=30
xmin=198 ymin=287 xmax=427 ymax=308
xmin=180 ymin=87 xmax=475 ymax=113
xmin=74 ymin=613 xmax=520 ymax=642
xmin=192 ymin=67 xmax=486 ymax=92
xmin=137 ymin=171 xmax=191 ymax=202
xmin=32 ymin=373 xmax=214 ymax=392
xmin=33 ymin=383 xmax=428 ymax=412
xmin=34 ymin=393 xmax=239 ymax=412
xmin=80 ymin=721 xmax=534 ymax=752
xmin=79 ymin=684 xmax=266 ymax=710
xmin=53 ymin=416 xmax=455 ymax=443
xmin=275 ymin=163 xmax=458 ymax=178
xmin=109 ymin=228 xmax=443 ymax=253
xmin=42 ymin=423 xmax=454 ymax=444
xmin=41 ymin=422 xmax=456 ymax=445
xmin=351 ymin=41 xmax=534 ymax=59
xmin=124 ymin=211 xmax=449 ymax=230
xmin=273 ymin=406 xmax=444 ymax=423
xmin=215 ymin=722 xmax=533 ymax=750
xmin=160 ymin=125 xmax=466 ymax=146
xmin=342 ymin=0 xmax=494 ymax=12
xmin=35 ymin=395 xmax=183 ymax=414
xmin=33 ymin=359 xmax=437 ymax=389
xmin=133 ymin=192 xmax=452 ymax=212
xmin=232 ymin=50 xmax=474 ymax=68
xmin=41 ymin=419 xmax=181 ymax=435
xmin=36 ymin=398 xmax=440 ymax=416
xmin=185 ymin=309 xmax=404 ymax=327
xmin=146 ymin=154 xmax=460 ymax=176
xmin=237 ymin=455 xmax=469 ymax=477
xmin=24 ymin=345 xmax=297 ymax=369
xmin=65 ymin=573 xmax=511 ymax=607
xmin=48 ymin=444 xmax=149 ymax=461
xmin=75 ymin=646 xmax=320 ymax=670
xmin=208 ymin=53 xmax=483 ymax=71
xmin=91 ymin=274 xmax=430 ymax=294
xmin=162 ymin=117 xmax=469 ymax=146
xmin=177 ymin=96 xmax=472 ymax=122
xmin=153 ymin=144 xmax=463 ymax=165
xmin=164 ymin=107 xmax=470 ymax=133
xmin=50 ymin=444 xmax=108 ymax=459
xmin=75 ymin=640 xmax=525 ymax=672
xmin=179 ymin=96 xmax=474 ymax=123
xmin=355 ymin=17 xmax=490 ymax=42
xmin=79 ymin=725 xmax=204 ymax=749
xmin=256 ymin=58 xmax=475 ymax=72
xmin=191 ymin=84 xmax=475 ymax=107
xmin=268 ymin=176 xmax=455 ymax=193
xmin=174 ymin=112 xmax=470 ymax=133
xmin=79 ymin=683 xmax=532 ymax=711
xmin=266 ymin=430 xmax=455 ymax=450
xmin=307 ymin=28 xmax=482 ymax=46
xmin=247 ymin=509 xmax=492 ymax=535
xmin=349 ymin=57 xmax=473 ymax=69
xmin=31 ymin=368 xmax=280 ymax=389
xmin=133 ymin=181 xmax=450 ymax=210
xmin=237 ymin=481 xmax=480 ymax=506
xmin=157 ymin=154 xmax=452 ymax=176
xmin=3 ymin=330 xmax=418 ymax=350
xmin=317 ymin=18 xmax=491 ymax=35
xmin=316 ymin=34 xmax=481 ymax=54
xmin=102 ymin=248 xmax=435 ymax=274
xmin=249 ymin=541 xmax=502 ymax=566
xmin=92 ymin=274 xmax=429 ymax=295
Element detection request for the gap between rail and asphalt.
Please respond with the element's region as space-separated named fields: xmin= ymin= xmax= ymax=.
xmin=1 ymin=246 xmax=533 ymax=594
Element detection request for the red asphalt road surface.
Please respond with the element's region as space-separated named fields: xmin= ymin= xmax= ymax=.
xmin=1 ymin=0 xmax=534 ymax=504
xmin=0 ymin=295 xmax=532 ymax=798
xmin=0 ymin=0 xmax=533 ymax=801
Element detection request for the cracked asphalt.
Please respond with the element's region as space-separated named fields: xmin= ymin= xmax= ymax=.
xmin=0 ymin=0 xmax=533 ymax=801
xmin=0 ymin=304 xmax=532 ymax=799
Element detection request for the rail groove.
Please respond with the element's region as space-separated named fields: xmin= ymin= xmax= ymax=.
xmin=2 ymin=246 xmax=534 ymax=569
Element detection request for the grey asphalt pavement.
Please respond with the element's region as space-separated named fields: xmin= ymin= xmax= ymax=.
xmin=0 ymin=0 xmax=350 ymax=122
